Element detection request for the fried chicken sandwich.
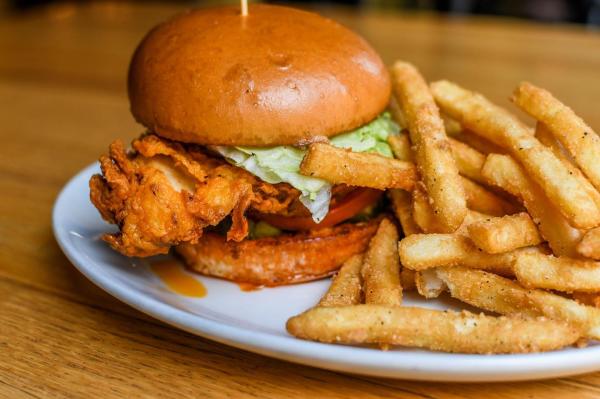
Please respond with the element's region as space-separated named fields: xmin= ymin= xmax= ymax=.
xmin=90 ymin=4 xmax=416 ymax=286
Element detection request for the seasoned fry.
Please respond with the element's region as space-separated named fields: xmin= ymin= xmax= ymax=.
xmin=412 ymin=180 xmax=497 ymax=233
xmin=461 ymin=176 xmax=519 ymax=216
xmin=387 ymin=127 xmax=493 ymax=191
xmin=449 ymin=138 xmax=486 ymax=184
xmin=388 ymin=134 xmax=413 ymax=162
xmin=535 ymin=121 xmax=576 ymax=166
xmin=481 ymin=154 xmax=583 ymax=257
xmin=467 ymin=212 xmax=542 ymax=254
xmin=431 ymin=80 xmax=600 ymax=229
xmin=361 ymin=219 xmax=402 ymax=305
xmin=388 ymin=189 xmax=421 ymax=236
xmin=398 ymin=233 xmax=528 ymax=275
xmin=438 ymin=267 xmax=532 ymax=315
xmin=578 ymin=227 xmax=600 ymax=260
xmin=441 ymin=114 xmax=462 ymax=136
xmin=318 ymin=254 xmax=363 ymax=307
xmin=412 ymin=177 xmax=511 ymax=231
xmin=452 ymin=129 xmax=505 ymax=154
xmin=536 ymin=123 xmax=600 ymax=210
xmin=286 ymin=305 xmax=579 ymax=354
xmin=437 ymin=267 xmax=600 ymax=339
xmin=388 ymin=94 xmax=407 ymax=130
xmin=514 ymin=252 xmax=600 ymax=293
xmin=454 ymin=210 xmax=492 ymax=236
xmin=415 ymin=269 xmax=446 ymax=298
xmin=411 ymin=183 xmax=444 ymax=233
xmin=300 ymin=143 xmax=416 ymax=191
xmin=513 ymin=82 xmax=600 ymax=193
xmin=392 ymin=62 xmax=467 ymax=232
xmin=430 ymin=81 xmax=531 ymax=147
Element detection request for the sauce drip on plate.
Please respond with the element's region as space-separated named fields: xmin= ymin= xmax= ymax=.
xmin=237 ymin=282 xmax=262 ymax=292
xmin=150 ymin=259 xmax=207 ymax=298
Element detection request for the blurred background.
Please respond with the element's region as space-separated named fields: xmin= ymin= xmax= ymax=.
xmin=4 ymin=0 xmax=600 ymax=26
xmin=1 ymin=0 xmax=599 ymax=155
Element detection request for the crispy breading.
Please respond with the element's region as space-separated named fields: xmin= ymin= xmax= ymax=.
xmin=90 ymin=134 xmax=301 ymax=257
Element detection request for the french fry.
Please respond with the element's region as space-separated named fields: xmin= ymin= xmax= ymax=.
xmin=437 ymin=267 xmax=600 ymax=339
xmin=449 ymin=138 xmax=486 ymax=184
xmin=454 ymin=210 xmax=492 ymax=235
xmin=318 ymin=255 xmax=363 ymax=307
xmin=481 ymin=153 xmax=583 ymax=257
xmin=386 ymin=190 xmax=419 ymax=291
xmin=452 ymin=129 xmax=505 ymax=154
xmin=411 ymin=183 xmax=444 ymax=233
xmin=514 ymin=252 xmax=600 ymax=293
xmin=578 ymin=227 xmax=600 ymax=260
xmin=412 ymin=179 xmax=499 ymax=233
xmin=361 ymin=219 xmax=402 ymax=305
xmin=300 ymin=143 xmax=417 ymax=191
xmin=461 ymin=176 xmax=519 ymax=216
xmin=398 ymin=233 xmax=529 ymax=275
xmin=388 ymin=94 xmax=407 ymax=130
xmin=430 ymin=81 xmax=532 ymax=147
xmin=388 ymin=127 xmax=497 ymax=195
xmin=415 ymin=269 xmax=446 ymax=298
xmin=286 ymin=305 xmax=579 ymax=354
xmin=388 ymin=189 xmax=421 ymax=236
xmin=467 ymin=212 xmax=542 ymax=254
xmin=431 ymin=80 xmax=600 ymax=229
xmin=441 ymin=113 xmax=462 ymax=136
xmin=388 ymin=134 xmax=413 ymax=162
xmin=513 ymin=82 xmax=600 ymax=193
xmin=410 ymin=199 xmax=485 ymax=236
xmin=535 ymin=122 xmax=600 ymax=209
xmin=392 ymin=62 xmax=467 ymax=232
xmin=535 ymin=121 xmax=576 ymax=166
xmin=438 ymin=267 xmax=532 ymax=315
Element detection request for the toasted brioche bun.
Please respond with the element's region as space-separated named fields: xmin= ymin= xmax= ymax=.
xmin=128 ymin=5 xmax=390 ymax=146
xmin=175 ymin=219 xmax=380 ymax=286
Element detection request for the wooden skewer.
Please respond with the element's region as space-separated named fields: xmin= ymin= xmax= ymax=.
xmin=241 ymin=0 xmax=248 ymax=16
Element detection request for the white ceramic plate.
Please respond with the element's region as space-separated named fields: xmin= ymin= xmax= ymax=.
xmin=53 ymin=163 xmax=600 ymax=382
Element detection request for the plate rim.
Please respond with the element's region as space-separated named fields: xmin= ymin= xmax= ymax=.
xmin=51 ymin=162 xmax=600 ymax=382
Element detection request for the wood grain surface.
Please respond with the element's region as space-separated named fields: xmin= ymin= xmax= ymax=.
xmin=2 ymin=2 xmax=600 ymax=398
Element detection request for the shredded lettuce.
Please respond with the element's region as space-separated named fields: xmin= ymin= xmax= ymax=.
xmin=329 ymin=112 xmax=398 ymax=157
xmin=213 ymin=145 xmax=332 ymax=222
xmin=213 ymin=113 xmax=398 ymax=223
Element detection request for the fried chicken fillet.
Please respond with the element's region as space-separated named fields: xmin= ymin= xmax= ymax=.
xmin=90 ymin=134 xmax=301 ymax=257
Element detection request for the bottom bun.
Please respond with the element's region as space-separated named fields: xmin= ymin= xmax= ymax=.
xmin=175 ymin=219 xmax=380 ymax=286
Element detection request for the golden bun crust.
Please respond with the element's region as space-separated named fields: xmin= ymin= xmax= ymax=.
xmin=128 ymin=5 xmax=390 ymax=146
xmin=175 ymin=219 xmax=379 ymax=286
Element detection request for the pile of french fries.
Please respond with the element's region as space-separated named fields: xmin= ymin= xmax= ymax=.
xmin=288 ymin=61 xmax=600 ymax=354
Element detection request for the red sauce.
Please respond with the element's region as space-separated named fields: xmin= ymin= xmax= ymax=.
xmin=150 ymin=259 xmax=207 ymax=298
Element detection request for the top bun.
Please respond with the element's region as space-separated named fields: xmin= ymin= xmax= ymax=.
xmin=128 ymin=4 xmax=391 ymax=146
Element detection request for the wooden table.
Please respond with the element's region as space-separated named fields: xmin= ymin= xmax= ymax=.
xmin=2 ymin=2 xmax=600 ymax=397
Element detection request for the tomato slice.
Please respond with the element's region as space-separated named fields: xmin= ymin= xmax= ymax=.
xmin=258 ymin=188 xmax=382 ymax=231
